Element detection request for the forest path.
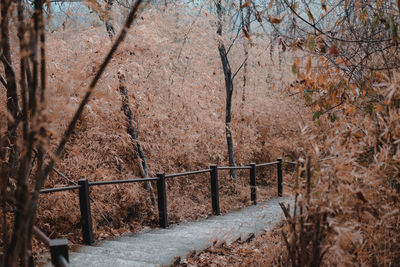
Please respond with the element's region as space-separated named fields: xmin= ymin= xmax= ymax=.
xmin=63 ymin=197 xmax=291 ymax=267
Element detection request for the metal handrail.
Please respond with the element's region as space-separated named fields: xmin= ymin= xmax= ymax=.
xmin=38 ymin=161 xmax=280 ymax=193
xmin=33 ymin=226 xmax=51 ymax=246
xmin=33 ymin=226 xmax=69 ymax=267
xmin=34 ymin=158 xmax=285 ymax=257
xmin=256 ymin=161 xmax=279 ymax=167
xmin=40 ymin=185 xmax=81 ymax=194
xmin=165 ymin=169 xmax=211 ymax=178
xmin=58 ymin=255 xmax=69 ymax=267
xmin=217 ymin=166 xmax=251 ymax=170
xmin=88 ymin=177 xmax=158 ymax=186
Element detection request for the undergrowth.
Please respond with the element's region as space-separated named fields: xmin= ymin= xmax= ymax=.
xmin=0 ymin=5 xmax=309 ymax=253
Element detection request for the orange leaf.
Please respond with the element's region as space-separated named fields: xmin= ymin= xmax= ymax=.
xmin=398 ymin=0 xmax=400 ymax=15
xmin=242 ymin=27 xmax=251 ymax=41
xmin=344 ymin=0 xmax=350 ymax=9
xmin=329 ymin=45 xmax=339 ymax=56
xmin=255 ymin=11 xmax=262 ymax=22
xmin=241 ymin=1 xmax=250 ymax=8
xmin=306 ymin=56 xmax=312 ymax=74
xmin=375 ymin=104 xmax=385 ymax=112
xmin=268 ymin=0 xmax=274 ymax=9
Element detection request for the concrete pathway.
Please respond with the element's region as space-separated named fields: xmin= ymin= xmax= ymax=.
xmin=64 ymin=197 xmax=291 ymax=267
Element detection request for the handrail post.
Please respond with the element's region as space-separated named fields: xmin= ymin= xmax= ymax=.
xmin=277 ymin=158 xmax=283 ymax=197
xmin=210 ymin=164 xmax=220 ymax=215
xmin=157 ymin=172 xmax=168 ymax=228
xmin=50 ymin=238 xmax=69 ymax=267
xmin=78 ymin=179 xmax=94 ymax=245
xmin=250 ymin=163 xmax=257 ymax=205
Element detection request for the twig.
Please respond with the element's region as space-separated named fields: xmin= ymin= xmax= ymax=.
xmin=226 ymin=24 xmax=242 ymax=55
xmin=280 ymin=0 xmax=391 ymax=44
xmin=232 ymin=56 xmax=248 ymax=81
xmin=0 ymin=53 xmax=16 ymax=78
xmin=52 ymin=168 xmax=74 ymax=185
xmin=0 ymin=74 xmax=7 ymax=87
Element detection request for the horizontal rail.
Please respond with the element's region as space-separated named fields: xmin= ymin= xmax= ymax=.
xmin=88 ymin=177 xmax=158 ymax=186
xmin=40 ymin=185 xmax=81 ymax=194
xmin=38 ymin=160 xmax=285 ymax=193
xmin=33 ymin=226 xmax=51 ymax=246
xmin=255 ymin=161 xmax=279 ymax=167
xmin=217 ymin=166 xmax=251 ymax=170
xmin=165 ymin=169 xmax=212 ymax=178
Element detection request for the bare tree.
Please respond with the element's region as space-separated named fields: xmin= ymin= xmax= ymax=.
xmin=215 ymin=0 xmax=237 ymax=178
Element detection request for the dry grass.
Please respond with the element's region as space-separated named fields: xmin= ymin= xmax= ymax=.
xmin=0 ymin=5 xmax=309 ymax=249
xmin=3 ymin=2 xmax=399 ymax=266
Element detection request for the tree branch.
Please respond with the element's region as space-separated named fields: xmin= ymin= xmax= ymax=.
xmin=232 ymin=56 xmax=248 ymax=81
xmin=0 ymin=74 xmax=7 ymax=88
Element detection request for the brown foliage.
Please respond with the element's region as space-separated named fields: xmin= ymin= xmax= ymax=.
xmin=0 ymin=4 xmax=309 ymax=257
xmin=282 ymin=56 xmax=400 ymax=265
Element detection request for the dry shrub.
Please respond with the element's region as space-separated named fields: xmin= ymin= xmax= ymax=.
xmin=279 ymin=174 xmax=329 ymax=267
xmin=278 ymin=70 xmax=400 ymax=266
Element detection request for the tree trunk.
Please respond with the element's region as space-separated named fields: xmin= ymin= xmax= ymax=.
xmin=104 ymin=5 xmax=156 ymax=205
xmin=241 ymin=3 xmax=250 ymax=103
xmin=216 ymin=0 xmax=236 ymax=179
xmin=1 ymin=2 xmax=22 ymax=265
xmin=1 ymin=0 xmax=19 ymax=182
xmin=118 ymin=73 xmax=156 ymax=206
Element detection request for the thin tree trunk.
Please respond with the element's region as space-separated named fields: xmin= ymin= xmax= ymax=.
xmin=216 ymin=0 xmax=236 ymax=179
xmin=104 ymin=5 xmax=156 ymax=205
xmin=241 ymin=3 xmax=250 ymax=103
xmin=1 ymin=0 xmax=19 ymax=182
xmin=6 ymin=1 xmax=46 ymax=264
xmin=1 ymin=1 xmax=22 ymax=265
xmin=118 ymin=73 xmax=156 ymax=206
